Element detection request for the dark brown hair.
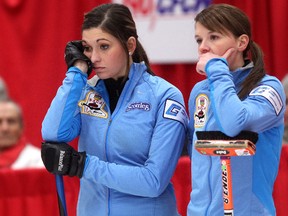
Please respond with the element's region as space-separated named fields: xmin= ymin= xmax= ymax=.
xmin=195 ymin=4 xmax=265 ymax=99
xmin=82 ymin=3 xmax=154 ymax=75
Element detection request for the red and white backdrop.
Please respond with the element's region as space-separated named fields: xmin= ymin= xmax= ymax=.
xmin=0 ymin=0 xmax=287 ymax=147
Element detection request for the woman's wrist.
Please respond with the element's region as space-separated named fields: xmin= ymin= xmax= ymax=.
xmin=74 ymin=60 xmax=89 ymax=74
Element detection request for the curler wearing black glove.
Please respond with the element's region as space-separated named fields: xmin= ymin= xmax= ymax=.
xmin=41 ymin=142 xmax=86 ymax=178
xmin=64 ymin=40 xmax=93 ymax=76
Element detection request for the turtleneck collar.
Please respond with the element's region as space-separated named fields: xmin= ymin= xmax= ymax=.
xmin=104 ymin=76 xmax=129 ymax=113
xmin=230 ymin=61 xmax=254 ymax=90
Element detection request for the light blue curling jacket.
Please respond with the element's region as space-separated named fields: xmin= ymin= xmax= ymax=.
xmin=187 ymin=59 xmax=285 ymax=216
xmin=42 ymin=62 xmax=188 ymax=216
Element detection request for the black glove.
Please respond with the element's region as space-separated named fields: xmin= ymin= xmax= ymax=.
xmin=41 ymin=142 xmax=86 ymax=178
xmin=64 ymin=40 xmax=93 ymax=76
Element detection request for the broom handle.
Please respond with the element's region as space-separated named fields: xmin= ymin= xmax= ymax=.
xmin=220 ymin=156 xmax=234 ymax=216
xmin=55 ymin=175 xmax=68 ymax=216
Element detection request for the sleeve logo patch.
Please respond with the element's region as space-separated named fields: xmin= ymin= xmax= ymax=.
xmin=249 ymin=85 xmax=283 ymax=115
xmin=163 ymin=99 xmax=188 ymax=127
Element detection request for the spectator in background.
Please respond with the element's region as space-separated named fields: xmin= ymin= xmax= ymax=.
xmin=0 ymin=99 xmax=44 ymax=169
xmin=282 ymin=74 xmax=288 ymax=144
xmin=0 ymin=77 xmax=9 ymax=100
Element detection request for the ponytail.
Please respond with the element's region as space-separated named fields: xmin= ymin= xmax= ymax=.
xmin=238 ymin=41 xmax=266 ymax=99
xmin=132 ymin=40 xmax=155 ymax=75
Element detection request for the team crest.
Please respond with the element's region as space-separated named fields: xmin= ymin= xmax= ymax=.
xmin=78 ymin=91 xmax=108 ymax=118
xmin=194 ymin=94 xmax=209 ymax=128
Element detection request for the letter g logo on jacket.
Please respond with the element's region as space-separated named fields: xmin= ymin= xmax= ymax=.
xmin=163 ymin=99 xmax=188 ymax=128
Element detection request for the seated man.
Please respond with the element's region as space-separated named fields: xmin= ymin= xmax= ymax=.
xmin=0 ymin=99 xmax=43 ymax=169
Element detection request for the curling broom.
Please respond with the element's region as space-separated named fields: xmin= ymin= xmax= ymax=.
xmin=195 ymin=130 xmax=258 ymax=216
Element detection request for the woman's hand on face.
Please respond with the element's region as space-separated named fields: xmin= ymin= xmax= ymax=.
xmin=64 ymin=40 xmax=93 ymax=76
xmin=196 ymin=48 xmax=235 ymax=76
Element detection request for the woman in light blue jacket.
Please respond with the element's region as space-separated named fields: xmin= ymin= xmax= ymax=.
xmin=187 ymin=4 xmax=285 ymax=216
xmin=41 ymin=3 xmax=188 ymax=216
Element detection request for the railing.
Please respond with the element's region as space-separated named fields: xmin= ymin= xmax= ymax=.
xmin=0 ymin=145 xmax=287 ymax=216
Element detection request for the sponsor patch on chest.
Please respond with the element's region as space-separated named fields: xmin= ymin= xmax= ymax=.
xmin=126 ymin=102 xmax=151 ymax=112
